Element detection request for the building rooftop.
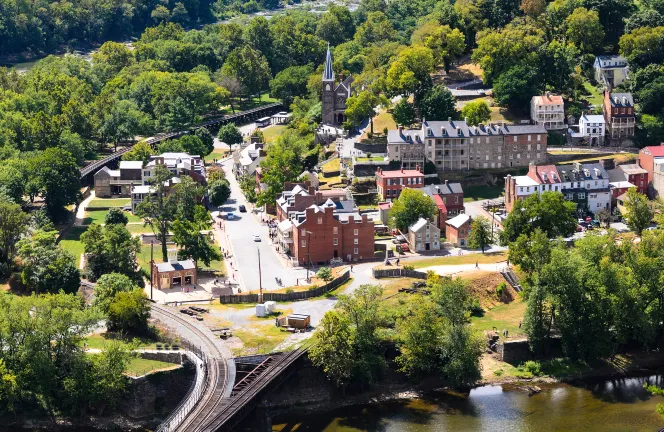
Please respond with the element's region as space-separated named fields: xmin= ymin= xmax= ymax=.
xmin=618 ymin=163 xmax=647 ymax=175
xmin=378 ymin=202 xmax=393 ymax=211
xmin=641 ymin=146 xmax=664 ymax=157
xmin=155 ymin=259 xmax=195 ymax=272
xmin=422 ymin=182 xmax=463 ymax=195
xmin=610 ymin=181 xmax=635 ymax=189
xmin=608 ymin=93 xmax=634 ymax=107
xmin=533 ymin=94 xmax=564 ymax=106
xmin=528 ymin=165 xmax=560 ymax=184
xmin=376 ymin=168 xmax=424 ymax=178
xmin=447 ymin=214 xmax=470 ymax=229
xmin=409 ymin=218 xmax=430 ymax=232
xmin=512 ymin=175 xmax=540 ymax=187
xmin=581 ymin=114 xmax=606 ymax=123
xmin=132 ymin=185 xmax=153 ymax=194
xmin=596 ymin=55 xmax=628 ymax=68
xmin=119 ymin=160 xmax=143 ymax=170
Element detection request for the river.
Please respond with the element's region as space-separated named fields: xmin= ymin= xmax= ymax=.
xmin=6 ymin=0 xmax=358 ymax=73
xmin=266 ymin=375 xmax=664 ymax=432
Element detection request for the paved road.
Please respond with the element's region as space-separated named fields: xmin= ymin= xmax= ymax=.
xmin=216 ymin=159 xmax=310 ymax=292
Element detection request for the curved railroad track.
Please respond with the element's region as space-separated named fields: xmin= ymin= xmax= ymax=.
xmin=150 ymin=303 xmax=234 ymax=432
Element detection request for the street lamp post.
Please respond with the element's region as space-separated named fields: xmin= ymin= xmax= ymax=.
xmin=257 ymin=248 xmax=263 ymax=303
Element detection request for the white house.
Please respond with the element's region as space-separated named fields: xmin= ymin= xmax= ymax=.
xmin=579 ymin=114 xmax=606 ymax=146
xmin=530 ymin=93 xmax=565 ymax=130
xmin=594 ymin=55 xmax=629 ymax=88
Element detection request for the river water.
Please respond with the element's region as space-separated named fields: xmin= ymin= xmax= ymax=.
xmin=269 ymin=375 xmax=664 ymax=432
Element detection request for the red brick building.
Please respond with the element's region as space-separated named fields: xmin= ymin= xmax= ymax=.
xmin=422 ymin=181 xmax=464 ymax=218
xmin=603 ymin=91 xmax=635 ymax=143
xmin=275 ymin=183 xmax=351 ymax=221
xmin=375 ymin=166 xmax=424 ymax=200
xmin=445 ymin=214 xmax=471 ymax=247
xmin=289 ymin=206 xmax=374 ymax=265
xmin=638 ymin=145 xmax=664 ymax=197
xmin=616 ymin=164 xmax=648 ymax=194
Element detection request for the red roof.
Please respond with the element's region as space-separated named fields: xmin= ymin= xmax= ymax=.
xmin=528 ymin=164 xmax=559 ymax=184
xmin=377 ymin=169 xmax=424 ymax=179
xmin=534 ymin=94 xmax=563 ymax=105
xmin=433 ymin=194 xmax=447 ymax=212
xmin=641 ymin=145 xmax=664 ymax=157
xmin=378 ymin=202 xmax=393 ymax=211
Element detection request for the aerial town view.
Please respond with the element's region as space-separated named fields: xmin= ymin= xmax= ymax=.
xmin=2 ymin=0 xmax=664 ymax=430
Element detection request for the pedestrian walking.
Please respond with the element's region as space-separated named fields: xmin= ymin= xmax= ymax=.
xmin=350 ymin=264 xmax=353 ymax=272
xmin=476 ymin=261 xmax=479 ymax=269
xmin=519 ymin=320 xmax=522 ymax=329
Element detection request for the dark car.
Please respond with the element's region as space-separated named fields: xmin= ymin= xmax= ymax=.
xmin=239 ymin=205 xmax=247 ymax=213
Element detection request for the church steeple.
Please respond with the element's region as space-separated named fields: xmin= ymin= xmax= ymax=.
xmin=322 ymin=44 xmax=334 ymax=82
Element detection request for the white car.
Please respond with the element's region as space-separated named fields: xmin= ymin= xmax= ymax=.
xmin=253 ymin=234 xmax=261 ymax=242
xmin=227 ymin=213 xmax=235 ymax=220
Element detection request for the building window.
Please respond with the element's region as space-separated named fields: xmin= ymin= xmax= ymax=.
xmin=333 ymin=238 xmax=338 ymax=245
xmin=527 ymin=135 xmax=531 ymax=142
xmin=301 ymin=239 xmax=306 ymax=247
xmin=301 ymin=229 xmax=306 ymax=236
xmin=537 ymin=134 xmax=541 ymax=141
xmin=354 ymin=238 xmax=358 ymax=245
xmin=333 ymin=227 xmax=338 ymax=234
xmin=579 ymin=193 xmax=585 ymax=199
xmin=517 ymin=153 xmax=521 ymax=159
xmin=386 ymin=189 xmax=390 ymax=196
xmin=354 ymin=229 xmax=358 ymax=235
xmin=318 ymin=217 xmax=322 ymax=224
xmin=513 ymin=136 xmax=517 ymax=142
xmin=354 ymin=248 xmax=359 ymax=254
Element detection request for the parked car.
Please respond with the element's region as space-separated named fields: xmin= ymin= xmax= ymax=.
xmin=396 ymin=243 xmax=409 ymax=253
xmin=227 ymin=213 xmax=235 ymax=220
xmin=392 ymin=235 xmax=406 ymax=244
xmin=253 ymin=234 xmax=261 ymax=242
xmin=239 ymin=205 xmax=247 ymax=212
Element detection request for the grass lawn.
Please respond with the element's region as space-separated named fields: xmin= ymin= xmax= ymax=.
xmin=83 ymin=332 xmax=161 ymax=350
xmin=126 ymin=223 xmax=153 ymax=234
xmin=583 ymin=81 xmax=604 ymax=107
xmin=87 ymin=198 xmax=130 ymax=209
xmin=356 ymin=157 xmax=385 ymax=162
xmin=262 ymin=125 xmax=288 ymax=143
xmin=463 ymin=184 xmax=504 ymax=202
xmin=321 ymin=158 xmax=340 ymax=173
xmin=471 ymin=298 xmax=526 ymax=338
xmin=370 ymin=110 xmax=397 ymax=135
xmin=218 ymin=94 xmax=279 ymax=115
xmin=205 ymin=149 xmax=229 ymax=163
xmin=410 ymin=251 xmax=507 ymax=269
xmin=125 ymin=357 xmax=179 ymax=377
xmin=232 ymin=324 xmax=290 ymax=356
xmin=84 ymin=210 xmax=142 ymax=225
xmin=59 ymin=226 xmax=88 ymax=261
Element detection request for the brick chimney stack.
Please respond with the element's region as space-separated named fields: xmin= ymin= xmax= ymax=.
xmin=416 ymin=164 xmax=421 ymax=173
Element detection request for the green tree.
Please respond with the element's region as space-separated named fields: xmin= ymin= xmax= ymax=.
xmin=345 ymin=91 xmax=385 ymax=132
xmin=81 ymin=224 xmax=142 ymax=284
xmin=412 ymin=23 xmax=466 ymax=71
xmin=270 ymin=64 xmax=314 ymax=106
xmin=521 ymin=0 xmax=546 ymax=17
xmin=316 ymin=6 xmax=356 ymax=45
xmin=107 ymin=288 xmax=150 ymax=333
xmin=430 ymin=275 xmax=472 ymax=326
xmin=0 ymin=201 xmax=29 ymax=272
xmin=493 ymin=64 xmax=541 ymax=110
xmin=309 ymin=311 xmax=355 ymax=387
xmin=17 ymin=230 xmax=80 ymax=294
xmin=619 ymin=26 xmax=664 ymax=69
xmin=391 ymin=99 xmax=416 ymax=126
xmin=623 ymin=188 xmax=652 ymax=235
xmin=508 ymin=229 xmax=553 ymax=275
xmin=30 ymin=148 xmax=80 ymax=221
xmin=121 ymin=141 xmax=153 ymax=165
xmin=354 ymin=12 xmax=397 ymax=46
xmin=171 ymin=217 xmax=221 ymax=268
xmin=135 ymin=165 xmax=176 ymax=262
xmin=209 ymin=179 xmax=231 ymax=207
xmin=105 ymin=208 xmax=129 ymax=226
xmin=316 ymin=267 xmax=333 ymax=283
xmin=256 ymin=131 xmax=307 ymax=207
xmin=500 ymin=191 xmax=576 ymax=243
xmin=93 ymin=273 xmax=138 ymax=314
xmin=395 ymin=299 xmax=446 ymax=377
xmin=195 ymin=127 xmax=215 ymax=157
xmin=221 ymin=46 xmax=271 ymax=99
xmin=523 ymin=279 xmax=552 ymax=355
xmin=468 ymin=216 xmax=492 ymax=252
xmin=99 ymin=99 xmax=152 ymax=151
xmin=386 ymin=46 xmax=435 ymax=96
xmin=461 ymin=100 xmax=491 ymax=126
xmin=417 ymin=85 xmax=456 ymax=120
xmin=217 ymin=124 xmax=244 ymax=153
xmin=389 ymin=188 xmax=438 ymax=232
xmin=565 ymin=8 xmax=604 ymax=53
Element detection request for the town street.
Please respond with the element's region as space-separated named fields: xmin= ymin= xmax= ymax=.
xmin=215 ymin=158 xmax=310 ymax=292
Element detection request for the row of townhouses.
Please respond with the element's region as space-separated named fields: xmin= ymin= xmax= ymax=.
xmin=387 ymin=120 xmax=548 ymax=171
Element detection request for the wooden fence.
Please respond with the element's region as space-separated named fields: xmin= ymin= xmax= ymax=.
xmin=372 ymin=268 xmax=428 ymax=279
xmin=219 ymin=269 xmax=351 ymax=304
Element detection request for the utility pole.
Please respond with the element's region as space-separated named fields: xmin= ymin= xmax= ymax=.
xmin=150 ymin=241 xmax=154 ymax=300
xmin=257 ymin=248 xmax=263 ymax=303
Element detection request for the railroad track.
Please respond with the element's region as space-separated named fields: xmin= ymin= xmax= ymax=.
xmin=150 ymin=304 xmax=232 ymax=432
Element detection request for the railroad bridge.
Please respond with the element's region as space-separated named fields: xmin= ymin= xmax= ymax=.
xmin=80 ymin=102 xmax=283 ymax=183
xmin=151 ymin=303 xmax=308 ymax=432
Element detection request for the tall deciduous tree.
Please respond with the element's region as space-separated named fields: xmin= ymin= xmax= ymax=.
xmin=93 ymin=273 xmax=138 ymax=314
xmin=99 ymin=99 xmax=152 ymax=151
xmin=108 ymin=288 xmax=150 ymax=333
xmin=461 ymin=100 xmax=491 ymax=126
xmin=81 ymin=223 xmax=142 ymax=284
xmin=468 ymin=216 xmax=493 ymax=252
xmin=565 ymin=7 xmax=604 ymax=53
xmin=623 ymin=188 xmax=652 ymax=235
xmin=417 ymin=85 xmax=457 ymax=121
xmin=0 ymin=201 xmax=29 ymax=273
xmin=121 ymin=141 xmax=153 ymax=165
xmin=30 ymin=148 xmax=81 ymax=221
xmin=389 ymin=189 xmax=438 ymax=233
xmin=217 ymin=124 xmax=244 ymax=153
xmin=209 ymin=180 xmax=231 ymax=207
xmin=221 ymin=46 xmax=271 ymax=100
xmin=500 ymin=191 xmax=576 ymax=244
xmin=135 ymin=165 xmax=176 ymax=262
xmin=391 ymin=99 xmax=416 ymax=127
xmin=17 ymin=230 xmax=80 ymax=294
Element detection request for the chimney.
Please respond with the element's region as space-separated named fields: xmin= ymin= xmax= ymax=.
xmin=401 ymin=168 xmax=404 ymax=173
xmin=444 ymin=179 xmax=449 ymax=186
xmin=529 ymin=162 xmax=537 ymax=177
xmin=448 ymin=117 xmax=452 ymax=122
xmin=464 ymin=116 xmax=468 ymax=123
xmin=599 ymin=159 xmax=604 ymax=168
xmin=436 ymin=186 xmax=440 ymax=193
xmin=167 ymin=249 xmax=178 ymax=264
xmin=416 ymin=164 xmax=421 ymax=173
xmin=339 ymin=73 xmax=344 ymax=82
xmin=398 ymin=125 xmax=403 ymax=135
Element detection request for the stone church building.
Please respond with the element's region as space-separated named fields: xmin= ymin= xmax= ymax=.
xmin=322 ymin=46 xmax=353 ymax=127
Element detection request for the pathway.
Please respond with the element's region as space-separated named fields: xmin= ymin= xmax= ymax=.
xmin=75 ymin=191 xmax=95 ymax=226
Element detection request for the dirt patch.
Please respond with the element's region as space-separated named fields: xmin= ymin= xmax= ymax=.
xmin=445 ymin=56 xmax=483 ymax=81
xmin=459 ymin=270 xmax=517 ymax=309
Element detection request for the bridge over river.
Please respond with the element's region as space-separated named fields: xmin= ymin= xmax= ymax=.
xmin=151 ymin=303 xmax=308 ymax=432
xmin=80 ymin=102 xmax=283 ymax=182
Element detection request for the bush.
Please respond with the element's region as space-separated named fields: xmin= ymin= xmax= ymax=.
xmin=285 ymin=288 xmax=294 ymax=294
xmin=515 ymin=360 xmax=543 ymax=379
xmin=308 ymin=284 xmax=320 ymax=291
xmin=402 ymin=264 xmax=415 ymax=270
xmin=496 ymin=281 xmax=506 ymax=298
xmin=494 ymin=369 xmax=504 ymax=376
xmin=469 ymin=298 xmax=484 ymax=317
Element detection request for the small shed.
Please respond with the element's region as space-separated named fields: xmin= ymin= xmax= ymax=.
xmin=287 ymin=314 xmax=311 ymax=329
